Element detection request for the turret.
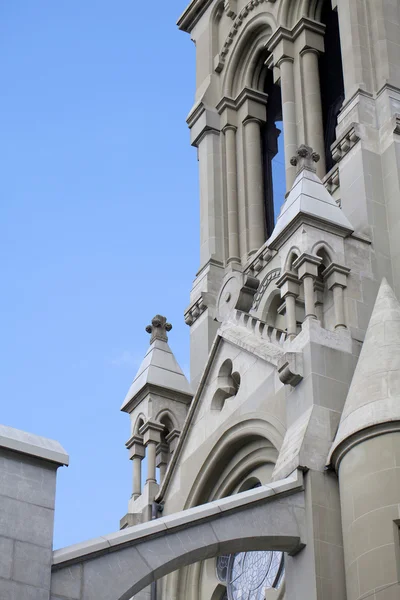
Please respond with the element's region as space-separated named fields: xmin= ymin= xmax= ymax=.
xmin=329 ymin=279 xmax=400 ymax=600
xmin=120 ymin=315 xmax=192 ymax=526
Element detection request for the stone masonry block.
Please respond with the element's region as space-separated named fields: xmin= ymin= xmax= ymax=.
xmin=13 ymin=541 xmax=52 ymax=589
xmin=0 ymin=494 xmax=54 ymax=548
xmin=0 ymin=536 xmax=13 ymax=580
xmin=0 ymin=450 xmax=57 ymax=509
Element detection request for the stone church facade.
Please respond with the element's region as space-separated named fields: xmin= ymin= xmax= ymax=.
xmin=1 ymin=1 xmax=400 ymax=599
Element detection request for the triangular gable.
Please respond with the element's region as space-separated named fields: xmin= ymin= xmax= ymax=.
xmin=156 ymin=317 xmax=285 ymax=501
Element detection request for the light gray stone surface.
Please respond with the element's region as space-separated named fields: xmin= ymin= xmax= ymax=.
xmin=0 ymin=424 xmax=68 ymax=466
xmin=0 ymin=427 xmax=67 ymax=600
xmin=51 ymin=472 xmax=305 ymax=599
xmin=330 ymin=278 xmax=400 ymax=463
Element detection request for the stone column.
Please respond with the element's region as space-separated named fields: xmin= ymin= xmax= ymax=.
xmin=268 ymin=29 xmax=297 ymax=191
xmin=224 ymin=124 xmax=240 ymax=263
xmin=156 ymin=443 xmax=170 ymax=484
xmin=139 ymin=421 xmax=164 ymax=484
xmin=276 ymin=271 xmax=300 ymax=340
xmin=278 ymin=57 xmax=298 ymax=190
xmin=301 ymin=48 xmax=326 ymax=177
xmin=293 ymin=253 xmax=322 ymax=320
xmin=127 ymin=435 xmax=145 ymax=500
xmin=236 ymin=88 xmax=268 ymax=257
xmin=293 ymin=19 xmax=326 ymax=178
xmin=323 ymin=263 xmax=350 ymax=330
xmin=244 ymin=117 xmax=265 ymax=254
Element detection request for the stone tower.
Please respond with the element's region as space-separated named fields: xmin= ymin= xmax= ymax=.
xmin=120 ymin=1 xmax=400 ymax=599
xmin=2 ymin=2 xmax=400 ymax=600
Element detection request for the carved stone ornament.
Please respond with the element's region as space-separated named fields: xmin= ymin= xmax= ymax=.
xmin=277 ymin=352 xmax=303 ymax=386
xmin=290 ymin=144 xmax=320 ymax=173
xmin=145 ymin=315 xmax=172 ymax=344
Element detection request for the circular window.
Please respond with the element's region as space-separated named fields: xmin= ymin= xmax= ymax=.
xmin=216 ymin=551 xmax=284 ymax=599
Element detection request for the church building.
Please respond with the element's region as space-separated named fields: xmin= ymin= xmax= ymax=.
xmin=1 ymin=1 xmax=400 ymax=600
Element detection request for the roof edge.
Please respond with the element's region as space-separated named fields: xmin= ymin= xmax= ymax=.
xmin=177 ymin=0 xmax=214 ymax=32
xmin=0 ymin=424 xmax=69 ymax=467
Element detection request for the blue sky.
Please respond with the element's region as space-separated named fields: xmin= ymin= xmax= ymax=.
xmin=0 ymin=2 xmax=285 ymax=550
xmin=0 ymin=1 xmax=196 ymax=549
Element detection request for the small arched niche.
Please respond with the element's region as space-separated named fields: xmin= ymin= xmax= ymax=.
xmin=211 ymin=359 xmax=241 ymax=411
xmin=315 ymin=246 xmax=334 ymax=327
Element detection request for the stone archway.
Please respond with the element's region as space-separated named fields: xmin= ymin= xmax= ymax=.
xmin=51 ymin=471 xmax=305 ymax=600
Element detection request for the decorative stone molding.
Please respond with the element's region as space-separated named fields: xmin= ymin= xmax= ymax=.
xmin=277 ymin=352 xmax=303 ymax=386
xmin=232 ymin=310 xmax=287 ymax=346
xmin=251 ymin=268 xmax=281 ymax=311
xmin=216 ymin=0 xmax=275 ymax=73
xmin=165 ymin=429 xmax=181 ymax=454
xmin=184 ymin=295 xmax=208 ymax=326
xmin=245 ymin=245 xmax=274 ymax=276
xmin=323 ymin=166 xmax=340 ymax=201
xmin=145 ymin=315 xmax=172 ymax=344
xmin=125 ymin=434 xmax=145 ymax=461
xmin=290 ymin=144 xmax=320 ymax=173
xmin=224 ymin=0 xmax=237 ymax=19
xmin=234 ymin=275 xmax=260 ymax=312
xmin=331 ymin=123 xmax=361 ymax=164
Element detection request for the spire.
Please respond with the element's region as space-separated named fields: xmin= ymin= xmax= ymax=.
xmin=329 ymin=278 xmax=400 ymax=464
xmin=267 ymin=144 xmax=354 ymax=247
xmin=121 ymin=315 xmax=192 ymax=413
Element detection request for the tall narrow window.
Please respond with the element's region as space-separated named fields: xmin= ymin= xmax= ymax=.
xmin=319 ymin=3 xmax=345 ymax=172
xmin=262 ymin=69 xmax=285 ymax=237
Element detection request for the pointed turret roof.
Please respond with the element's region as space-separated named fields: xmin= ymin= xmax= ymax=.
xmin=329 ymin=278 xmax=400 ymax=463
xmin=267 ymin=145 xmax=353 ymax=247
xmin=121 ymin=315 xmax=192 ymax=413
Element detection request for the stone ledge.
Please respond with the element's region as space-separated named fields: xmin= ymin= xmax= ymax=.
xmin=0 ymin=425 xmax=69 ymax=467
xmin=52 ymin=469 xmax=304 ymax=568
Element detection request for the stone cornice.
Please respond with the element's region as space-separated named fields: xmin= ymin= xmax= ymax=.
xmin=331 ymin=123 xmax=361 ymax=163
xmin=329 ymin=421 xmax=400 ymax=472
xmin=177 ymin=0 xmax=214 ymax=33
xmin=184 ymin=294 xmax=208 ymax=326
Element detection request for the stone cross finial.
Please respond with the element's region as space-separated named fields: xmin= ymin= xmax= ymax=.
xmin=145 ymin=315 xmax=172 ymax=344
xmin=290 ymin=144 xmax=320 ymax=173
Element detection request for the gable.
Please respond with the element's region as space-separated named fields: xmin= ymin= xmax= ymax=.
xmin=157 ymin=320 xmax=287 ymax=510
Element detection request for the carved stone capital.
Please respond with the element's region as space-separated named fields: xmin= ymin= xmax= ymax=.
xmin=293 ymin=253 xmax=322 ymax=280
xmin=276 ymin=271 xmax=300 ymax=299
xmin=277 ymin=352 xmax=303 ymax=386
xmin=139 ymin=420 xmax=165 ymax=446
xmin=125 ymin=434 xmax=145 ymax=460
xmin=323 ymin=263 xmax=350 ymax=290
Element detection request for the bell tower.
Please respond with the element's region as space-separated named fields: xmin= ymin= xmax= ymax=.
xmin=179 ymin=0 xmax=400 ymax=393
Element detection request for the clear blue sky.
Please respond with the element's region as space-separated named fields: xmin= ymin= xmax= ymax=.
xmin=0 ymin=2 xmax=285 ymax=550
xmin=0 ymin=1 xmax=197 ymax=549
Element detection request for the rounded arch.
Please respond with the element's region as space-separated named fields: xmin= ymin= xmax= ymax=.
xmin=222 ymin=14 xmax=274 ymax=97
xmin=184 ymin=415 xmax=284 ymax=509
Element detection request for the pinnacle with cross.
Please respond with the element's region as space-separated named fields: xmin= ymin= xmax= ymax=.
xmin=145 ymin=315 xmax=172 ymax=344
xmin=290 ymin=144 xmax=320 ymax=173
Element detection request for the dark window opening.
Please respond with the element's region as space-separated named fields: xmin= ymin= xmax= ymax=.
xmin=262 ymin=68 xmax=285 ymax=237
xmin=319 ymin=3 xmax=345 ymax=172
